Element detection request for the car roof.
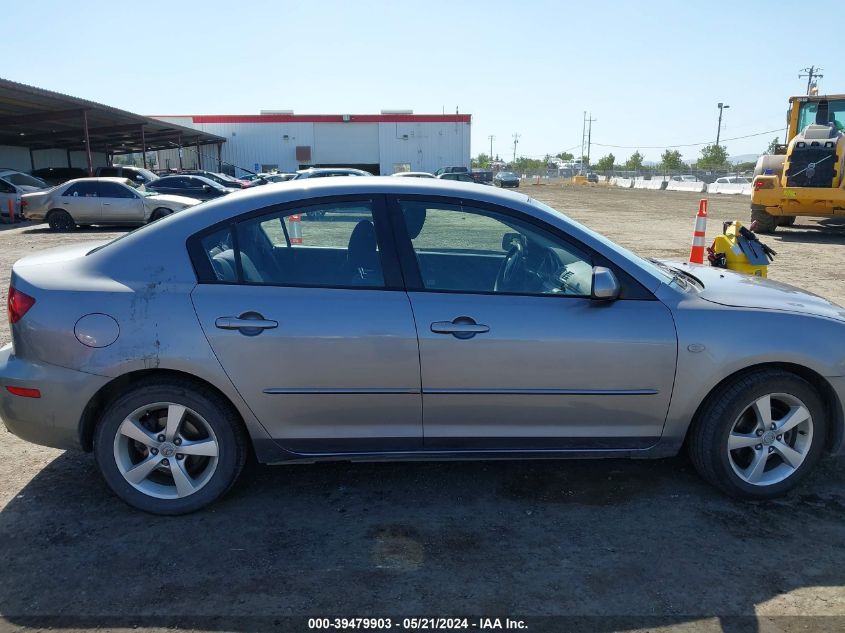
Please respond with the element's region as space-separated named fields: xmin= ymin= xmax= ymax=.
xmin=57 ymin=177 xmax=134 ymax=186
xmin=157 ymin=174 xmax=217 ymax=184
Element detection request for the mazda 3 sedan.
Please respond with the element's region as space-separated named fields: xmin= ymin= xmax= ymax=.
xmin=2 ymin=178 xmax=844 ymax=514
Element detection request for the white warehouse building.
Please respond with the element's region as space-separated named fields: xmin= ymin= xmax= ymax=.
xmin=151 ymin=111 xmax=471 ymax=177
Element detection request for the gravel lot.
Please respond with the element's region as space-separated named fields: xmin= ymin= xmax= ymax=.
xmin=1 ymin=185 xmax=844 ymax=632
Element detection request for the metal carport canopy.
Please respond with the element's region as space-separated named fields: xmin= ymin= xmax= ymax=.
xmin=0 ymin=77 xmax=225 ymax=172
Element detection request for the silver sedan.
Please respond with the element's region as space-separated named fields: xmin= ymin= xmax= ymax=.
xmin=2 ymin=178 xmax=844 ymax=514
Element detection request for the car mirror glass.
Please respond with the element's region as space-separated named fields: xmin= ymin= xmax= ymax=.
xmin=591 ymin=266 xmax=620 ymax=301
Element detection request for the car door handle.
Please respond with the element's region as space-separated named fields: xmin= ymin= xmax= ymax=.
xmin=215 ymin=315 xmax=278 ymax=331
xmin=431 ymin=317 xmax=489 ymax=339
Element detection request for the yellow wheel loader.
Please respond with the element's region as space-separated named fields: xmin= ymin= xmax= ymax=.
xmin=751 ymin=94 xmax=845 ymax=232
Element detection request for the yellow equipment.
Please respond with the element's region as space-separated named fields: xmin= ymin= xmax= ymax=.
xmin=709 ymin=221 xmax=776 ymax=278
xmin=751 ymin=93 xmax=845 ymax=232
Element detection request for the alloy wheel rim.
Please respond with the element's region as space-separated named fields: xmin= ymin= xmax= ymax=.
xmin=727 ymin=392 xmax=813 ymax=486
xmin=113 ymin=402 xmax=219 ymax=499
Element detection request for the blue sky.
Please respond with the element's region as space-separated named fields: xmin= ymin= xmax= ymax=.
xmin=2 ymin=0 xmax=841 ymax=163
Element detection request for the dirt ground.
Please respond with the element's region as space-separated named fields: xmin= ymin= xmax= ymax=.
xmin=1 ymin=185 xmax=844 ymax=633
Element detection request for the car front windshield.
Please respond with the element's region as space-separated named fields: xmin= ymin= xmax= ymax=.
xmin=4 ymin=173 xmax=47 ymax=187
xmin=500 ymin=172 xmax=516 ymax=178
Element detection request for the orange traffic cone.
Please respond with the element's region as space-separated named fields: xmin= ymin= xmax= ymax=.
xmin=688 ymin=199 xmax=708 ymax=264
xmin=289 ymin=214 xmax=303 ymax=244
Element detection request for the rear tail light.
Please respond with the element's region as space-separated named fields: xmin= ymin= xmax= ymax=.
xmin=20 ymin=199 xmax=27 ymax=210
xmin=5 ymin=386 xmax=40 ymax=398
xmin=8 ymin=286 xmax=35 ymax=324
xmin=754 ymin=179 xmax=774 ymax=190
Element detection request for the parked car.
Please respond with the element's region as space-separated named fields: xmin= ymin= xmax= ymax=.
xmin=587 ymin=173 xmax=600 ymax=183
xmin=145 ymin=175 xmax=237 ymax=200
xmin=181 ymin=170 xmax=251 ymax=189
xmin=493 ymin=171 xmax=520 ymax=188
xmin=714 ymin=176 xmax=752 ymax=184
xmin=434 ymin=166 xmax=469 ymax=176
xmin=437 ymin=172 xmax=475 ymax=183
xmin=3 ymin=177 xmax=843 ymax=514
xmin=262 ymin=173 xmax=297 ymax=183
xmin=95 ymin=165 xmax=159 ymax=186
xmin=30 ymin=167 xmax=88 ymax=186
xmin=293 ymin=168 xmax=373 ymax=179
xmin=670 ymin=175 xmax=702 ymax=182
xmin=21 ymin=177 xmax=200 ymax=230
xmin=0 ymin=170 xmax=49 ymax=220
xmin=392 ymin=172 xmax=435 ymax=178
xmin=471 ymin=169 xmax=494 ymax=184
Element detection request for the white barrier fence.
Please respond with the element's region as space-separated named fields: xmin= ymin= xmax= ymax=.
xmin=633 ymin=179 xmax=666 ymax=190
xmin=610 ymin=177 xmax=633 ymax=188
xmin=665 ymin=180 xmax=707 ymax=193
xmin=706 ymin=183 xmax=751 ymax=195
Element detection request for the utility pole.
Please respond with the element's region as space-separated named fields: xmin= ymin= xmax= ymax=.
xmin=715 ymin=102 xmax=730 ymax=147
xmin=580 ymin=112 xmax=586 ymax=173
xmin=799 ymin=66 xmax=823 ymax=95
xmin=488 ymin=135 xmax=495 ymax=160
xmin=512 ymin=133 xmax=520 ymax=164
xmin=585 ymin=113 xmax=596 ymax=173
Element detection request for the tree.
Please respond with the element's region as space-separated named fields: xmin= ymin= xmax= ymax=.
xmin=594 ymin=153 xmax=616 ymax=172
xmin=765 ymin=137 xmax=780 ymax=155
xmin=625 ymin=150 xmax=644 ymax=171
xmin=512 ymin=156 xmax=546 ymax=173
xmin=555 ymin=151 xmax=574 ymax=161
xmin=472 ymin=153 xmax=491 ymax=168
xmin=697 ymin=144 xmax=729 ymax=169
xmin=660 ymin=149 xmax=685 ymax=171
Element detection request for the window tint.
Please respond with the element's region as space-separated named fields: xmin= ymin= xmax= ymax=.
xmin=201 ymin=227 xmax=236 ymax=282
xmin=185 ymin=178 xmax=204 ymax=190
xmin=203 ymin=201 xmax=384 ymax=288
xmin=64 ymin=182 xmax=99 ymax=197
xmin=0 ymin=179 xmax=15 ymax=194
xmin=159 ymin=177 xmax=185 ymax=188
xmin=399 ymin=201 xmax=593 ymax=296
xmin=98 ymin=181 xmax=137 ymax=199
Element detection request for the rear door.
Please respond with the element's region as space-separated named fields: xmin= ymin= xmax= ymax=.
xmin=97 ymin=181 xmax=145 ymax=224
xmin=190 ymin=195 xmax=423 ymax=453
xmin=59 ymin=181 xmax=102 ymax=223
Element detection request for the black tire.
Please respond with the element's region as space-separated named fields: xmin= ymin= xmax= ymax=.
xmin=46 ymin=209 xmax=76 ymax=232
xmin=779 ymin=215 xmax=796 ymax=227
xmin=149 ymin=207 xmax=173 ymax=223
xmin=93 ymin=378 xmax=248 ymax=515
xmin=688 ymin=369 xmax=827 ymax=500
xmin=750 ymin=205 xmax=777 ymax=234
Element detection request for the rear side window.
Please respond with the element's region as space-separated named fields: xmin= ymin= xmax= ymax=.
xmin=98 ymin=182 xmax=137 ymax=199
xmin=195 ymin=201 xmax=385 ymax=288
xmin=64 ymin=182 xmax=98 ymax=197
xmin=98 ymin=168 xmax=120 ymax=177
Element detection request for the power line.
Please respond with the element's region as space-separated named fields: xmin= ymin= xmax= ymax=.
xmin=590 ymin=127 xmax=782 ymax=150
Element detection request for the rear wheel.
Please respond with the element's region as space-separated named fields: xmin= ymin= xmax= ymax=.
xmin=93 ymin=378 xmax=247 ymax=515
xmin=46 ymin=209 xmax=75 ymax=232
xmin=689 ymin=369 xmax=826 ymax=499
xmin=750 ymin=205 xmax=777 ymax=234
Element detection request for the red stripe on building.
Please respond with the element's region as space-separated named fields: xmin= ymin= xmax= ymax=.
xmin=151 ymin=114 xmax=472 ymax=124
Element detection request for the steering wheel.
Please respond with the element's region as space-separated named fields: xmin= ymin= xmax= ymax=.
xmin=494 ymin=241 xmax=526 ymax=292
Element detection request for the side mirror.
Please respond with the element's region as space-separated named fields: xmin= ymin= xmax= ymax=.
xmin=591 ymin=266 xmax=620 ymax=301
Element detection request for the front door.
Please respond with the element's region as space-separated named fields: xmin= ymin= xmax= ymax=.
xmin=97 ymin=181 xmax=145 ymax=224
xmin=391 ymin=197 xmax=678 ymax=451
xmin=190 ymin=196 xmax=423 ymax=453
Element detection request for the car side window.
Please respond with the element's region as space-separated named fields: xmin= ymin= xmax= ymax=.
xmin=399 ymin=200 xmax=593 ymax=296
xmin=98 ymin=182 xmax=137 ymax=199
xmin=0 ymin=179 xmax=15 ymax=194
xmin=199 ymin=201 xmax=385 ymax=288
xmin=64 ymin=182 xmax=99 ymax=198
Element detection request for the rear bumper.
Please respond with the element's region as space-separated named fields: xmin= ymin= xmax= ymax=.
xmin=0 ymin=344 xmax=109 ymax=451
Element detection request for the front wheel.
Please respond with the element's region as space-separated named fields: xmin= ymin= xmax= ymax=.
xmin=93 ymin=378 xmax=247 ymax=515
xmin=751 ymin=205 xmax=777 ymax=233
xmin=149 ymin=207 xmax=173 ymax=222
xmin=689 ymin=369 xmax=826 ymax=499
